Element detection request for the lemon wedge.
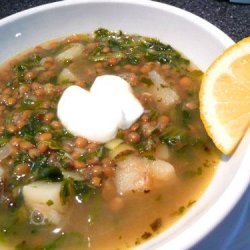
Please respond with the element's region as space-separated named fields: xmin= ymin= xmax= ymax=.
xmin=200 ymin=37 xmax=250 ymax=154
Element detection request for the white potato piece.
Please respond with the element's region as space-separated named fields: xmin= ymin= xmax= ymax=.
xmin=155 ymin=144 xmax=170 ymax=161
xmin=56 ymin=43 xmax=84 ymax=62
xmin=150 ymin=85 xmax=179 ymax=107
xmin=58 ymin=68 xmax=78 ymax=83
xmin=22 ymin=181 xmax=66 ymax=225
xmin=115 ymin=155 xmax=175 ymax=195
xmin=148 ymin=70 xmax=180 ymax=107
xmin=148 ymin=70 xmax=166 ymax=87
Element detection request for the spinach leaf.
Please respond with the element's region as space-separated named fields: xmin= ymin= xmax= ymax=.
xmin=14 ymin=152 xmax=31 ymax=166
xmin=94 ymin=28 xmax=113 ymax=40
xmin=79 ymin=145 xmax=108 ymax=162
xmin=36 ymin=166 xmax=63 ymax=182
xmin=13 ymin=54 xmax=41 ymax=83
xmin=74 ymin=181 xmax=94 ymax=203
xmin=18 ymin=114 xmax=48 ymax=143
xmin=20 ymin=98 xmax=40 ymax=111
xmin=92 ymin=28 xmax=189 ymax=69
xmin=0 ymin=130 xmax=13 ymax=146
xmin=30 ymin=155 xmax=48 ymax=172
xmin=160 ymin=127 xmax=189 ymax=149
xmin=60 ymin=178 xmax=72 ymax=205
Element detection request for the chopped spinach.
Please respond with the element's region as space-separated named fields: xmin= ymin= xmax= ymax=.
xmin=20 ymin=98 xmax=40 ymax=111
xmin=74 ymin=181 xmax=94 ymax=203
xmin=135 ymin=138 xmax=155 ymax=152
xmin=79 ymin=145 xmax=108 ymax=162
xmin=127 ymin=55 xmax=140 ymax=65
xmin=13 ymin=54 xmax=41 ymax=83
xmin=96 ymin=145 xmax=108 ymax=159
xmin=91 ymin=28 xmax=190 ymax=69
xmin=18 ymin=114 xmax=49 ymax=143
xmin=160 ymin=126 xmax=189 ymax=149
xmin=60 ymin=179 xmax=94 ymax=204
xmin=94 ymin=28 xmax=113 ymax=40
xmin=30 ymin=155 xmax=48 ymax=172
xmin=141 ymin=77 xmax=153 ymax=86
xmin=60 ymin=178 xmax=72 ymax=205
xmin=46 ymin=200 xmax=54 ymax=206
xmin=182 ymin=110 xmax=191 ymax=127
xmin=36 ymin=166 xmax=63 ymax=182
xmin=0 ymin=130 xmax=13 ymax=146
xmin=14 ymin=152 xmax=31 ymax=166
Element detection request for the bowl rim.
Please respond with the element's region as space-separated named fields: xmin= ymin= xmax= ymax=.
xmin=0 ymin=0 xmax=235 ymax=50
xmin=1 ymin=0 xmax=249 ymax=249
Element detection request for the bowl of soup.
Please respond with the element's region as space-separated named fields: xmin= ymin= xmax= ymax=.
xmin=0 ymin=0 xmax=249 ymax=249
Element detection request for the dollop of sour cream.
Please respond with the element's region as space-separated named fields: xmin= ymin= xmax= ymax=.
xmin=57 ymin=75 xmax=144 ymax=143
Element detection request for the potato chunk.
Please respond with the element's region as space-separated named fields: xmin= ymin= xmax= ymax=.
xmin=58 ymin=68 xmax=78 ymax=83
xmin=22 ymin=181 xmax=66 ymax=225
xmin=56 ymin=43 xmax=84 ymax=62
xmin=115 ymin=156 xmax=175 ymax=195
xmin=148 ymin=70 xmax=180 ymax=108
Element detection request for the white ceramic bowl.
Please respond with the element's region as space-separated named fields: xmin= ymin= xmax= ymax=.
xmin=0 ymin=0 xmax=249 ymax=249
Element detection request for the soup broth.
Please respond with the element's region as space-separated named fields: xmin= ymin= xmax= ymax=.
xmin=0 ymin=29 xmax=220 ymax=249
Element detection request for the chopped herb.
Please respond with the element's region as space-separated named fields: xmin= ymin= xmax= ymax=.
xmin=108 ymin=38 xmax=123 ymax=51
xmin=178 ymin=206 xmax=185 ymax=214
xmin=187 ymin=200 xmax=196 ymax=207
xmin=48 ymin=76 xmax=58 ymax=85
xmin=13 ymin=54 xmax=41 ymax=83
xmin=127 ymin=55 xmax=140 ymax=65
xmin=148 ymin=108 xmax=160 ymax=120
xmin=0 ymin=130 xmax=13 ymax=146
xmin=60 ymin=178 xmax=72 ymax=205
xmin=46 ymin=200 xmax=54 ymax=206
xmin=79 ymin=145 xmax=108 ymax=162
xmin=141 ymin=77 xmax=153 ymax=86
xmin=182 ymin=110 xmax=191 ymax=127
xmin=96 ymin=145 xmax=108 ymax=159
xmin=141 ymin=232 xmax=152 ymax=240
xmin=150 ymin=218 xmax=162 ymax=232
xmin=30 ymin=155 xmax=48 ymax=172
xmin=160 ymin=126 xmax=189 ymax=149
xmin=94 ymin=28 xmax=113 ymax=39
xmin=74 ymin=181 xmax=94 ymax=203
xmin=134 ymin=138 xmax=155 ymax=152
xmin=36 ymin=166 xmax=63 ymax=182
xmin=14 ymin=152 xmax=31 ymax=166
xmin=46 ymin=140 xmax=63 ymax=151
xmin=18 ymin=114 xmax=49 ymax=143
xmin=0 ymin=137 xmax=9 ymax=146
xmin=20 ymin=98 xmax=40 ymax=110
xmin=92 ymin=28 xmax=189 ymax=69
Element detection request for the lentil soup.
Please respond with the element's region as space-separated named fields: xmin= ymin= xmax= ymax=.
xmin=0 ymin=29 xmax=220 ymax=249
